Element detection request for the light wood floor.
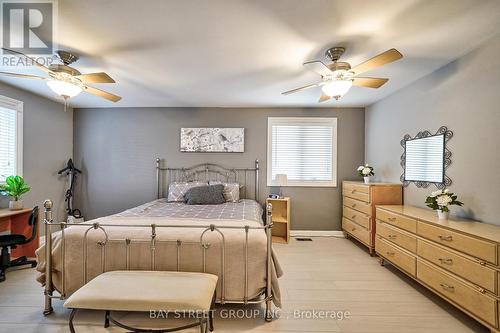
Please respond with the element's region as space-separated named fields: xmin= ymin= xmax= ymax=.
xmin=0 ymin=237 xmax=489 ymax=332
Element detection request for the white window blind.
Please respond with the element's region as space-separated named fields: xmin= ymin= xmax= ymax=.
xmin=0 ymin=96 xmax=23 ymax=182
xmin=267 ymin=117 xmax=337 ymax=187
xmin=404 ymin=135 xmax=444 ymax=183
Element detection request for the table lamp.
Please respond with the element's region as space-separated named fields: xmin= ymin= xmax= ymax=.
xmin=275 ymin=174 xmax=288 ymax=198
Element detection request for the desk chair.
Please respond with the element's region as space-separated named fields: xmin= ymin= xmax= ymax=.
xmin=0 ymin=206 xmax=38 ymax=282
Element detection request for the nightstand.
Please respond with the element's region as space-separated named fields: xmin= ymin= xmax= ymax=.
xmin=266 ymin=197 xmax=290 ymax=244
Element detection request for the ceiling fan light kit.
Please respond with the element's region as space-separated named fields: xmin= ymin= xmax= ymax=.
xmin=283 ymin=46 xmax=403 ymax=103
xmin=321 ymin=80 xmax=353 ymax=100
xmin=0 ymin=48 xmax=121 ymax=104
xmin=46 ymin=79 xmax=83 ymax=98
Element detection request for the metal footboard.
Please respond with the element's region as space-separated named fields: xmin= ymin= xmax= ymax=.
xmin=42 ymin=200 xmax=275 ymax=321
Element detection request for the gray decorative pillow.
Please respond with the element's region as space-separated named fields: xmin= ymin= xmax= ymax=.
xmin=184 ymin=184 xmax=225 ymax=205
xmin=167 ymin=181 xmax=207 ymax=202
xmin=209 ymin=181 xmax=241 ymax=202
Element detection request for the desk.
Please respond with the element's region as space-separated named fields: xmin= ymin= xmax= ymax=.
xmin=0 ymin=208 xmax=38 ymax=258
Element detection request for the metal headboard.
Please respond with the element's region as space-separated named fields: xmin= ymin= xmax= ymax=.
xmin=156 ymin=158 xmax=260 ymax=201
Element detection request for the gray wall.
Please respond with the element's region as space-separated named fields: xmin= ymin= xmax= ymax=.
xmin=73 ymin=107 xmax=365 ymax=230
xmin=0 ymin=82 xmax=73 ymax=223
xmin=366 ymin=33 xmax=500 ymax=225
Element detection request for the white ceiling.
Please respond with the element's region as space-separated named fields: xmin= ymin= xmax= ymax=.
xmin=1 ymin=0 xmax=500 ymax=108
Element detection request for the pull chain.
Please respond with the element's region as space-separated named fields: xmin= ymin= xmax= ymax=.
xmin=62 ymin=95 xmax=69 ymax=112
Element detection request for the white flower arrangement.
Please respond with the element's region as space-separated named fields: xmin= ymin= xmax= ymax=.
xmin=357 ymin=164 xmax=374 ymax=177
xmin=425 ymin=189 xmax=463 ymax=212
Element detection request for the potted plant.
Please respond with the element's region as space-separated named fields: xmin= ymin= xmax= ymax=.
xmin=0 ymin=175 xmax=31 ymax=210
xmin=357 ymin=164 xmax=375 ymax=184
xmin=425 ymin=189 xmax=463 ymax=220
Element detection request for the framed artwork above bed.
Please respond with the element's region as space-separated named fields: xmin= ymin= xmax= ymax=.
xmin=180 ymin=127 xmax=244 ymax=152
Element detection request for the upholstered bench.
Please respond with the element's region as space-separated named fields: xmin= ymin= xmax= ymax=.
xmin=64 ymin=270 xmax=218 ymax=333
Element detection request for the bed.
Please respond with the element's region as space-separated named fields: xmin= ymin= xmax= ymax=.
xmin=36 ymin=159 xmax=281 ymax=321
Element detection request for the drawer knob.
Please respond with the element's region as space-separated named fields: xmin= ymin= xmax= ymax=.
xmin=387 ymin=234 xmax=397 ymax=239
xmin=478 ymin=261 xmax=486 ymax=266
xmin=439 ymin=283 xmax=454 ymax=291
xmin=351 ymin=215 xmax=357 ymax=219
xmin=387 ymin=217 xmax=396 ymax=222
xmin=351 ymin=204 xmax=357 ymax=208
xmin=351 ymin=189 xmax=356 ymax=194
xmin=351 ymin=227 xmax=356 ymax=231
xmin=438 ymin=235 xmax=453 ymax=241
xmin=438 ymin=258 xmax=453 ymax=265
xmin=386 ymin=251 xmax=395 ymax=256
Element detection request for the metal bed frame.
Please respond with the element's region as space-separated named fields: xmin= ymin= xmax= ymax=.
xmin=42 ymin=158 xmax=275 ymax=322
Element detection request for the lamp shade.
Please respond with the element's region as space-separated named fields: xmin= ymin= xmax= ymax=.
xmin=275 ymin=174 xmax=288 ymax=186
xmin=321 ymin=80 xmax=352 ymax=98
xmin=47 ymin=80 xmax=83 ymax=98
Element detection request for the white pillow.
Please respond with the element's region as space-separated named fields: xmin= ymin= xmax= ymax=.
xmin=209 ymin=181 xmax=240 ymax=202
xmin=167 ymin=181 xmax=207 ymax=202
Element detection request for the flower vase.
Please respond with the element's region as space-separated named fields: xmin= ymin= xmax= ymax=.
xmin=363 ymin=176 xmax=370 ymax=184
xmin=9 ymin=200 xmax=23 ymax=210
xmin=437 ymin=210 xmax=449 ymax=220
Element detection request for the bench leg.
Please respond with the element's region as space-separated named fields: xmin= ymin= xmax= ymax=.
xmin=200 ymin=318 xmax=210 ymax=333
xmin=68 ymin=309 xmax=77 ymax=333
xmin=208 ymin=312 xmax=214 ymax=332
xmin=104 ymin=310 xmax=110 ymax=328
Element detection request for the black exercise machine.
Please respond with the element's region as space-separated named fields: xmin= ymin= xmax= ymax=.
xmin=58 ymin=158 xmax=83 ymax=219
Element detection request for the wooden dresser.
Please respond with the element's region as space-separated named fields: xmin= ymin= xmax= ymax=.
xmin=376 ymin=205 xmax=500 ymax=333
xmin=342 ymin=181 xmax=402 ymax=255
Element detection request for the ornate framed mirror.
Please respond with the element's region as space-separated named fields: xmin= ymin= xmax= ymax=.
xmin=400 ymin=126 xmax=453 ymax=189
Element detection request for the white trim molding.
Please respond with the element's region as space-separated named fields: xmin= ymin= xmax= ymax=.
xmin=290 ymin=230 xmax=345 ymax=237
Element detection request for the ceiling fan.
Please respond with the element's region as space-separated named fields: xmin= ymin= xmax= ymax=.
xmin=0 ymin=48 xmax=121 ymax=103
xmin=282 ymin=47 xmax=403 ymax=102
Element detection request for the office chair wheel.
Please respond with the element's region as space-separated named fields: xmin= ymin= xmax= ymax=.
xmin=0 ymin=271 xmax=5 ymax=282
xmin=31 ymin=262 xmax=37 ymax=268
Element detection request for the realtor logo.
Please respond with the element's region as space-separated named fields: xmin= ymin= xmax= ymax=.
xmin=1 ymin=1 xmax=54 ymax=54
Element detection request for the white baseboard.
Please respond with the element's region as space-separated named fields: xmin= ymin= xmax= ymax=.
xmin=290 ymin=230 xmax=345 ymax=237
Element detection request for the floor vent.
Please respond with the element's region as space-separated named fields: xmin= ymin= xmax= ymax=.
xmin=295 ymin=237 xmax=313 ymax=241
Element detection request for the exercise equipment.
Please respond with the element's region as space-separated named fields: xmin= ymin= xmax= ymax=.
xmin=58 ymin=159 xmax=83 ymax=219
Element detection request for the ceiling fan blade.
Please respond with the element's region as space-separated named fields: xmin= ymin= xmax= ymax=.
xmin=318 ymin=94 xmax=331 ymax=103
xmin=350 ymin=48 xmax=403 ymax=76
xmin=303 ymin=60 xmax=332 ymax=77
xmin=76 ymin=72 xmax=115 ymax=84
xmin=0 ymin=71 xmax=46 ymax=80
xmin=84 ymin=86 xmax=122 ymax=102
xmin=352 ymin=77 xmax=389 ymax=88
xmin=282 ymin=83 xmax=319 ymax=95
xmin=1 ymin=48 xmax=52 ymax=74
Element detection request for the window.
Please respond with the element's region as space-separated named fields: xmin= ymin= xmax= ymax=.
xmin=0 ymin=95 xmax=23 ymax=182
xmin=267 ymin=117 xmax=337 ymax=187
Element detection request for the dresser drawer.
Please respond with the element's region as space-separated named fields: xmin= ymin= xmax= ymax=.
xmin=343 ymin=196 xmax=371 ymax=216
xmin=376 ymin=237 xmax=416 ymax=277
xmin=417 ymin=259 xmax=497 ymax=326
xmin=376 ymin=221 xmax=417 ymax=253
xmin=343 ymin=183 xmax=370 ymax=202
xmin=417 ymin=239 xmax=496 ymax=293
xmin=417 ymin=222 xmax=497 ymax=265
xmin=376 ymin=208 xmax=417 ymax=233
xmin=343 ymin=206 xmax=370 ymax=229
xmin=342 ymin=217 xmax=370 ymax=245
